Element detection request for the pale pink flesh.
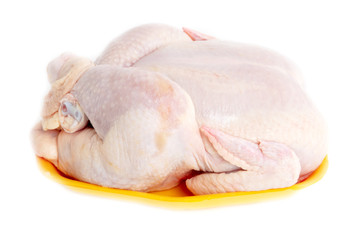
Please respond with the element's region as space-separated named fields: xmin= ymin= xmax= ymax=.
xmin=182 ymin=27 xmax=215 ymax=41
xmin=95 ymin=24 xmax=192 ymax=66
xmin=186 ymin=126 xmax=301 ymax=195
xmin=31 ymin=122 xmax=59 ymax=164
xmin=56 ymin=66 xmax=206 ymax=192
xmin=33 ymin=24 xmax=327 ymax=194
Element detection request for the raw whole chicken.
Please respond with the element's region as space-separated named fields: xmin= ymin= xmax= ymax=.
xmin=31 ymin=24 xmax=327 ymax=195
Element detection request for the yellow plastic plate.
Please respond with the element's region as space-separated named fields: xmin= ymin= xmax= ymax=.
xmin=37 ymin=156 xmax=328 ymax=209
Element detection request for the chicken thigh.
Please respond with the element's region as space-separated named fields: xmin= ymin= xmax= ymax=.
xmin=32 ymin=24 xmax=327 ymax=195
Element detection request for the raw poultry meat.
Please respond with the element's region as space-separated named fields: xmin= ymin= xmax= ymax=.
xmin=31 ymin=24 xmax=327 ymax=195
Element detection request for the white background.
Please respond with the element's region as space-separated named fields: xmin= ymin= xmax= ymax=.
xmin=1 ymin=0 xmax=359 ymax=239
